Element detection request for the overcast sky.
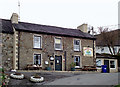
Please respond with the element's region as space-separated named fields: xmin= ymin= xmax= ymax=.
xmin=0 ymin=0 xmax=119 ymax=31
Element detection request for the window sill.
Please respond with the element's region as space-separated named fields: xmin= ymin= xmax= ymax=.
xmin=96 ymin=68 xmax=101 ymax=69
xmin=75 ymin=66 xmax=81 ymax=68
xmin=33 ymin=48 xmax=42 ymax=50
xmin=110 ymin=68 xmax=116 ymax=69
xmin=74 ymin=51 xmax=81 ymax=52
xmin=55 ymin=50 xmax=63 ymax=52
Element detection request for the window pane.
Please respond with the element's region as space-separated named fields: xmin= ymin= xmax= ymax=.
xmin=96 ymin=59 xmax=101 ymax=67
xmin=74 ymin=40 xmax=79 ymax=45
xmin=34 ymin=36 xmax=41 ymax=48
xmin=74 ymin=56 xmax=80 ymax=67
xmin=110 ymin=65 xmax=115 ymax=68
xmin=110 ymin=61 xmax=115 ymax=68
xmin=34 ymin=55 xmax=36 ymax=64
xmin=34 ymin=54 xmax=41 ymax=65
xmin=74 ymin=40 xmax=80 ymax=51
xmin=55 ymin=38 xmax=62 ymax=50
xmin=55 ymin=38 xmax=61 ymax=44
xmin=74 ymin=45 xmax=80 ymax=51
xmin=55 ymin=44 xmax=61 ymax=49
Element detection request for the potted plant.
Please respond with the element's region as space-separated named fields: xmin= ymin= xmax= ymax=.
xmin=46 ymin=63 xmax=51 ymax=71
xmin=70 ymin=62 xmax=76 ymax=71
xmin=30 ymin=74 xmax=44 ymax=83
xmin=10 ymin=72 xmax=24 ymax=79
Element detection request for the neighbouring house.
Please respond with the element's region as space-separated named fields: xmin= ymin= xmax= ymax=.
xmin=95 ymin=29 xmax=120 ymax=72
xmin=1 ymin=13 xmax=96 ymax=71
xmin=96 ymin=54 xmax=118 ymax=73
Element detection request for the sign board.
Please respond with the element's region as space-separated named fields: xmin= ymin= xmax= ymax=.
xmin=83 ymin=47 xmax=93 ymax=56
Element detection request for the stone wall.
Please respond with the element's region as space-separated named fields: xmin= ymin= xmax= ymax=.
xmin=2 ymin=33 xmax=13 ymax=70
xmin=19 ymin=31 xmax=95 ymax=70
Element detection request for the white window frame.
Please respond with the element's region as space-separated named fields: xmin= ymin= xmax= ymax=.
xmin=33 ymin=53 xmax=42 ymax=67
xmin=74 ymin=56 xmax=81 ymax=68
xmin=33 ymin=35 xmax=42 ymax=49
xmin=73 ymin=39 xmax=81 ymax=51
xmin=110 ymin=60 xmax=116 ymax=69
xmin=54 ymin=37 xmax=62 ymax=50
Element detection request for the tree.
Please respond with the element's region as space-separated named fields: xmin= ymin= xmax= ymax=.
xmin=97 ymin=27 xmax=119 ymax=55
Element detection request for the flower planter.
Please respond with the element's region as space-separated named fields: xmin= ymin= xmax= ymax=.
xmin=30 ymin=76 xmax=44 ymax=83
xmin=10 ymin=73 xmax=24 ymax=79
xmin=71 ymin=68 xmax=75 ymax=71
xmin=46 ymin=67 xmax=51 ymax=71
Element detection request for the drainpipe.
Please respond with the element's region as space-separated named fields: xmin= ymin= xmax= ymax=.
xmin=93 ymin=40 xmax=96 ymax=66
xmin=64 ymin=51 xmax=66 ymax=71
xmin=13 ymin=27 xmax=16 ymax=70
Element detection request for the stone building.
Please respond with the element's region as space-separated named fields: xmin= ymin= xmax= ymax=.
xmin=1 ymin=13 xmax=96 ymax=71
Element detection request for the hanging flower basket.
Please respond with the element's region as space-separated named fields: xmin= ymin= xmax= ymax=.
xmin=10 ymin=73 xmax=24 ymax=79
xmin=30 ymin=76 xmax=44 ymax=83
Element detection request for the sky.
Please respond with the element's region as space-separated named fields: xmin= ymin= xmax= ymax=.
xmin=0 ymin=0 xmax=119 ymax=32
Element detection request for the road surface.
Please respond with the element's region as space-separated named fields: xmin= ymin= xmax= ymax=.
xmin=45 ymin=73 xmax=119 ymax=85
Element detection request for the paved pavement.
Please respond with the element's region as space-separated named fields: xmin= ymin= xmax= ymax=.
xmin=45 ymin=73 xmax=119 ymax=85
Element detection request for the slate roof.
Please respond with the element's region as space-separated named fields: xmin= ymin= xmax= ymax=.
xmin=96 ymin=53 xmax=117 ymax=59
xmin=1 ymin=19 xmax=95 ymax=39
xmin=0 ymin=19 xmax=14 ymax=33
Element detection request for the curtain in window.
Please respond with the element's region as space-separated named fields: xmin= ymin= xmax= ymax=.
xmin=74 ymin=56 xmax=80 ymax=66
xmin=34 ymin=54 xmax=41 ymax=65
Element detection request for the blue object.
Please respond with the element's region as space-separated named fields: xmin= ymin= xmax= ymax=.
xmin=102 ymin=65 xmax=107 ymax=73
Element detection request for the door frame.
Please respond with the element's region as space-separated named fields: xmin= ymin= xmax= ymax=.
xmin=104 ymin=60 xmax=110 ymax=73
xmin=54 ymin=55 xmax=63 ymax=71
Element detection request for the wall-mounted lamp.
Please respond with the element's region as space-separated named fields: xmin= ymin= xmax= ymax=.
xmin=50 ymin=56 xmax=54 ymax=61
xmin=87 ymin=46 xmax=90 ymax=47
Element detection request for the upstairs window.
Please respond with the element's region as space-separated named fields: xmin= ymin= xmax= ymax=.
xmin=34 ymin=35 xmax=41 ymax=48
xmin=74 ymin=40 xmax=80 ymax=51
xmin=54 ymin=38 xmax=62 ymax=50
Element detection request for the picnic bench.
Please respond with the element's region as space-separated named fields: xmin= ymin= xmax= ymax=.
xmin=26 ymin=64 xmax=42 ymax=70
xmin=82 ymin=65 xmax=97 ymax=71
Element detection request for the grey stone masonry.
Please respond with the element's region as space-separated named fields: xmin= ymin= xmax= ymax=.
xmin=2 ymin=33 xmax=13 ymax=70
xmin=18 ymin=31 xmax=95 ymax=70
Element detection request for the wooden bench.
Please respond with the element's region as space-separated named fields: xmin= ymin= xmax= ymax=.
xmin=82 ymin=66 xmax=97 ymax=71
xmin=26 ymin=64 xmax=42 ymax=70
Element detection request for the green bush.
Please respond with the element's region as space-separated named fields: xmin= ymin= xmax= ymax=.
xmin=0 ymin=68 xmax=6 ymax=86
xmin=70 ymin=62 xmax=76 ymax=68
xmin=114 ymin=85 xmax=120 ymax=87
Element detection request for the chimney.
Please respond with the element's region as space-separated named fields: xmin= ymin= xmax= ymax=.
xmin=10 ymin=13 xmax=18 ymax=24
xmin=77 ymin=24 xmax=88 ymax=33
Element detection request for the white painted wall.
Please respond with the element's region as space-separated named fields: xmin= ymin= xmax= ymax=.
xmin=96 ymin=46 xmax=120 ymax=55
xmin=118 ymin=1 xmax=120 ymax=29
